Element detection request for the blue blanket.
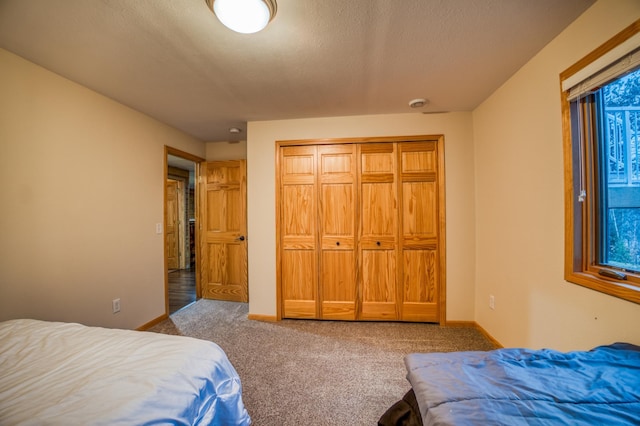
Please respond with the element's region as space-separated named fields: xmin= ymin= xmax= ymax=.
xmin=405 ymin=343 xmax=640 ymax=425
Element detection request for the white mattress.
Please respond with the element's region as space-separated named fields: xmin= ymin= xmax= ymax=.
xmin=0 ymin=319 xmax=251 ymax=425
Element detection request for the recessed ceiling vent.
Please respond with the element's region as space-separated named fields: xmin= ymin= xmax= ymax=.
xmin=409 ymin=98 xmax=428 ymax=108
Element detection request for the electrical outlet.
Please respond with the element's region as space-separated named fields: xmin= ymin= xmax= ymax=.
xmin=112 ymin=298 xmax=121 ymax=314
xmin=489 ymin=295 xmax=495 ymax=310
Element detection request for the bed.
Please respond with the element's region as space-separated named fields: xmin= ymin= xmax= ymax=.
xmin=379 ymin=343 xmax=640 ymax=426
xmin=0 ymin=319 xmax=251 ymax=425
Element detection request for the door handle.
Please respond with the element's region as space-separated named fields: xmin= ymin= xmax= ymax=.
xmin=237 ymin=235 xmax=245 ymax=241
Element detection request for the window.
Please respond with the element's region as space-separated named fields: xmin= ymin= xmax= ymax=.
xmin=561 ymin=21 xmax=640 ymax=304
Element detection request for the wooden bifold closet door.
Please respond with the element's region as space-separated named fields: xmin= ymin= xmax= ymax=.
xmin=277 ymin=136 xmax=444 ymax=323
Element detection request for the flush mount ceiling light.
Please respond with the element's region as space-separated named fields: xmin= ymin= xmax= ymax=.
xmin=206 ymin=0 xmax=277 ymax=34
xmin=409 ymin=98 xmax=428 ymax=108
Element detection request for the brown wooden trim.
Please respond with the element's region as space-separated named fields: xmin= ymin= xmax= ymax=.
xmin=567 ymin=272 xmax=640 ymax=304
xmin=560 ymin=19 xmax=640 ymax=82
xmin=436 ymin=135 xmax=447 ymax=325
xmin=274 ymin=143 xmax=283 ymax=320
xmin=474 ymin=323 xmax=503 ymax=349
xmin=163 ymin=151 xmax=170 ymax=316
xmin=195 ymin=163 xmax=202 ymax=300
xmin=166 ymin=146 xmax=207 ymax=164
xmin=445 ymin=321 xmax=503 ymax=348
xmin=136 ymin=313 xmax=169 ymax=331
xmin=247 ymin=314 xmax=279 ymax=322
xmin=276 ymin=134 xmax=443 ymax=148
xmin=395 ymin=143 xmax=403 ymax=322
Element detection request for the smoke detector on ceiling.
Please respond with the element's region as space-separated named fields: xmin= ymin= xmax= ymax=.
xmin=409 ymin=98 xmax=428 ymax=108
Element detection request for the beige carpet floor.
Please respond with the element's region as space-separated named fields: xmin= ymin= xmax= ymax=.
xmin=148 ymin=299 xmax=496 ymax=426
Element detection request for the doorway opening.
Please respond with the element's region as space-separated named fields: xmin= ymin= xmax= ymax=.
xmin=165 ymin=147 xmax=204 ymax=315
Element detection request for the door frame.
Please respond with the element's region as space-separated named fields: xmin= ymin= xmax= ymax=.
xmin=164 ymin=146 xmax=206 ymax=316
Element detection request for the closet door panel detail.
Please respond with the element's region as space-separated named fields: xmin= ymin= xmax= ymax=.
xmin=359 ymin=144 xmax=398 ymax=320
xmin=282 ymin=250 xmax=317 ymax=318
xmin=402 ymin=249 xmax=438 ymax=321
xmin=319 ymin=145 xmax=357 ymax=320
xmin=399 ymin=142 xmax=440 ymax=322
xmin=280 ymin=146 xmax=318 ymax=318
xmin=360 ymin=249 xmax=397 ymax=320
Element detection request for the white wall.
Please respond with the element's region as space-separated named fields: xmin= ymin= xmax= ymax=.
xmin=473 ymin=0 xmax=640 ymax=350
xmin=247 ymin=112 xmax=476 ymax=321
xmin=0 ymin=49 xmax=205 ymax=329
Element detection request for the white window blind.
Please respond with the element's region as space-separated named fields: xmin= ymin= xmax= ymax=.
xmin=562 ymin=33 xmax=640 ymax=100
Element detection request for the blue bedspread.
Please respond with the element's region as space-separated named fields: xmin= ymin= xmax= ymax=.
xmin=405 ymin=343 xmax=640 ymax=425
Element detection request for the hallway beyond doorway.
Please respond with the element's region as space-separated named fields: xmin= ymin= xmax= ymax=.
xmin=169 ymin=269 xmax=196 ymax=314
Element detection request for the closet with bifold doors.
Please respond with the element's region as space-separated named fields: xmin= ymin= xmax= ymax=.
xmin=276 ymin=135 xmax=445 ymax=323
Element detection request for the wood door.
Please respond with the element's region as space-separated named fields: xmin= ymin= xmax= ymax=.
xmin=280 ymin=146 xmax=318 ymax=318
xmin=398 ymin=142 xmax=439 ymax=322
xmin=358 ymin=143 xmax=399 ymax=320
xmin=200 ymin=160 xmax=248 ymax=302
xmin=318 ymin=145 xmax=357 ymax=320
xmin=166 ymin=179 xmax=180 ymax=270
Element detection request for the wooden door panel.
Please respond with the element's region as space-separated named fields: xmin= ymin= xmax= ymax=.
xmin=320 ymin=150 xmax=354 ymax=178
xmin=280 ymin=146 xmax=318 ymax=318
xmin=200 ymin=160 xmax=248 ymax=303
xmin=321 ymin=184 xmax=354 ymax=235
xmin=225 ymin=188 xmax=242 ymax=232
xmin=398 ymin=142 xmax=440 ymax=322
xmin=206 ymin=190 xmax=223 ymax=232
xmin=207 ymin=188 xmax=243 ymax=232
xmin=359 ymin=143 xmax=398 ymax=320
xmin=361 ymin=183 xmax=396 ymax=236
xmin=283 ymin=151 xmax=315 ymax=181
xmin=401 ymin=146 xmax=436 ymax=173
xmin=318 ymin=145 xmax=356 ymax=320
xmin=282 ymin=250 xmax=317 ymax=318
xmin=361 ymin=148 xmax=394 ymax=174
xmin=402 ymin=181 xmax=437 ymax=238
xmin=321 ymin=250 xmax=356 ymax=320
xmin=202 ymin=241 xmax=248 ymax=301
xmin=361 ymin=249 xmax=397 ymax=320
xmin=403 ymin=249 xmax=437 ymax=302
xmin=282 ymin=185 xmax=316 ymax=237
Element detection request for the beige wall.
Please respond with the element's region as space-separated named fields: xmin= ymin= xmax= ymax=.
xmin=0 ymin=49 xmax=205 ymax=329
xmin=246 ymin=112 xmax=476 ymax=321
xmin=205 ymin=140 xmax=247 ymax=160
xmin=473 ymin=0 xmax=640 ymax=350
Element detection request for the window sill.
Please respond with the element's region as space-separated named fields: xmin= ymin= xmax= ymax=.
xmin=566 ymin=270 xmax=640 ymax=305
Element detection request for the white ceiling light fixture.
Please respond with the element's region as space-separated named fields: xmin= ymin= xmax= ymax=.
xmin=206 ymin=0 xmax=277 ymax=34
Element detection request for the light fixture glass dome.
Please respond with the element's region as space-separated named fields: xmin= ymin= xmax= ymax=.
xmin=209 ymin=0 xmax=277 ymax=34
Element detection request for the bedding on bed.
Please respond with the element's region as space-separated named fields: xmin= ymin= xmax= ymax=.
xmin=404 ymin=343 xmax=640 ymax=426
xmin=0 ymin=319 xmax=251 ymax=426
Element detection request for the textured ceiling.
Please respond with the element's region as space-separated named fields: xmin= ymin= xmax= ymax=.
xmin=0 ymin=0 xmax=595 ymax=141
